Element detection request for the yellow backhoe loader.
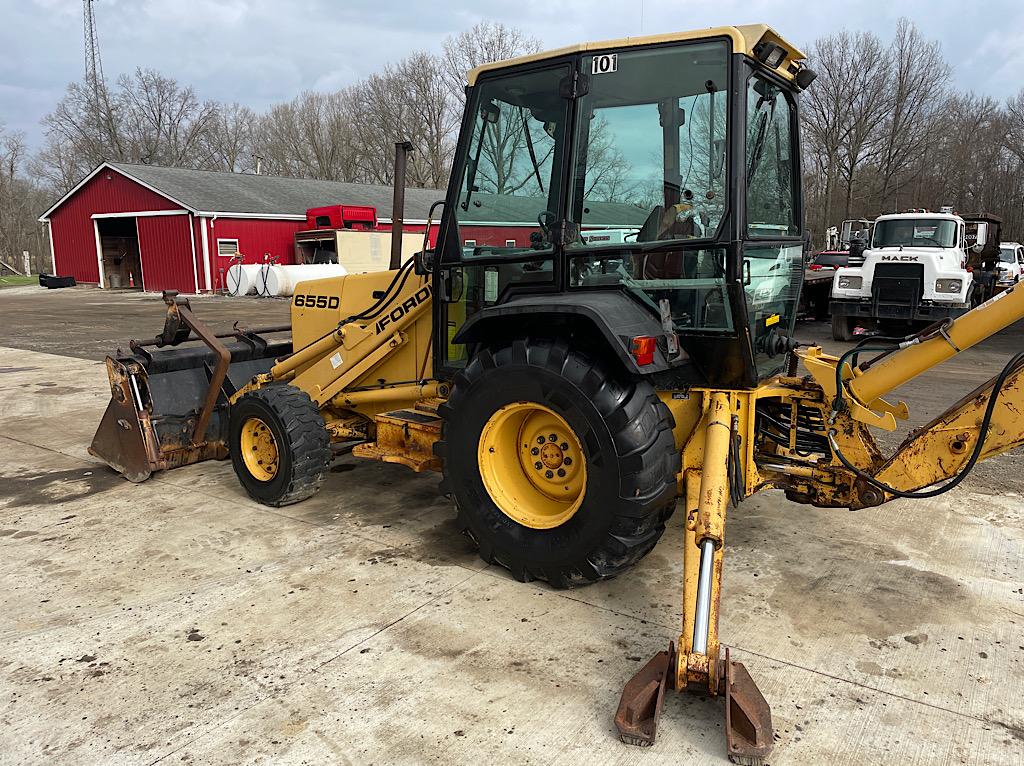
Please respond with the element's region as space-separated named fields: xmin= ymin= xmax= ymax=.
xmin=89 ymin=24 xmax=1024 ymax=764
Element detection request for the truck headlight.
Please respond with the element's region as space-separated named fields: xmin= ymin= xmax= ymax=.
xmin=935 ymin=279 xmax=962 ymax=293
xmin=837 ymin=275 xmax=862 ymax=289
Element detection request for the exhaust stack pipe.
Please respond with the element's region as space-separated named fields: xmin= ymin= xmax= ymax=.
xmin=390 ymin=141 xmax=414 ymax=270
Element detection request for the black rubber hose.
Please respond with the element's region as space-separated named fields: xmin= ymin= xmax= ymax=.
xmin=830 ymin=350 xmax=1024 ymax=500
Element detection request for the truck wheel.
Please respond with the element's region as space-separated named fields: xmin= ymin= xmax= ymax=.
xmin=229 ymin=385 xmax=331 ymax=506
xmin=436 ymin=338 xmax=678 ymax=588
xmin=831 ymin=314 xmax=854 ymax=342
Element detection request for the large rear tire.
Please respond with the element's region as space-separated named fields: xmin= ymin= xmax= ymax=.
xmin=436 ymin=338 xmax=678 ymax=588
xmin=229 ymin=385 xmax=331 ymax=506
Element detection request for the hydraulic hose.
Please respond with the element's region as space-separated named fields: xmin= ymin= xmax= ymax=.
xmin=829 ymin=350 xmax=1024 ymax=500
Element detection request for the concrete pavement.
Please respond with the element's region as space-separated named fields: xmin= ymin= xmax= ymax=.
xmin=0 ymin=290 xmax=1022 ymax=765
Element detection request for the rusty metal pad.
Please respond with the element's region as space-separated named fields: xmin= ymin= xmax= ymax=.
xmin=723 ymin=648 xmax=774 ymax=765
xmin=614 ymin=642 xmax=675 ymax=746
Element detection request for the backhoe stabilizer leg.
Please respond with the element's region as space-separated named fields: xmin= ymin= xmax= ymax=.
xmin=615 ymin=392 xmax=774 ymax=762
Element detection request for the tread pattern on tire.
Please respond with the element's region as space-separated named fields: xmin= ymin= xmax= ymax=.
xmin=435 ymin=337 xmax=678 ymax=589
xmin=232 ymin=384 xmax=331 ymax=507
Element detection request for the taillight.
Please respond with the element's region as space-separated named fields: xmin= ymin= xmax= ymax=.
xmin=809 ymin=264 xmax=822 ymax=270
xmin=630 ymin=336 xmax=657 ymax=366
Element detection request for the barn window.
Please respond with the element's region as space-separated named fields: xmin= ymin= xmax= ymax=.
xmin=505 ymin=239 xmax=516 ymax=247
xmin=464 ymin=239 xmax=476 ymax=247
xmin=217 ymin=239 xmax=239 ymax=256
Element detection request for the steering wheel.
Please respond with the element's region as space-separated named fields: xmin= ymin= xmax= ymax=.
xmin=537 ymin=211 xmax=557 ymax=245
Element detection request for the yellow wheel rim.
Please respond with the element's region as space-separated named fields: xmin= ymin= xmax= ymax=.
xmin=478 ymin=402 xmax=587 ymax=529
xmin=240 ymin=416 xmax=279 ymax=482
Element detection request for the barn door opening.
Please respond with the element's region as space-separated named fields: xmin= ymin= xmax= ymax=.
xmin=95 ymin=217 xmax=142 ymax=290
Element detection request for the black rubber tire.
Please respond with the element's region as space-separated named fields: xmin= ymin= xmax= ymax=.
xmin=831 ymin=314 xmax=854 ymax=342
xmin=436 ymin=338 xmax=678 ymax=589
xmin=229 ymin=384 xmax=331 ymax=507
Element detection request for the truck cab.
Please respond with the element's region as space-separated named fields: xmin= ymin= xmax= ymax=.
xmin=829 ymin=210 xmax=992 ymax=340
xmin=997 ymin=241 xmax=1024 ymax=291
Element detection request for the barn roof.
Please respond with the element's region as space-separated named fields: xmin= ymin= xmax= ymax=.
xmin=40 ymin=161 xmax=649 ymax=229
xmin=39 ymin=162 xmax=446 ymax=222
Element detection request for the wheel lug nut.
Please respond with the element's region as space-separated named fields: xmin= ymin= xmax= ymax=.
xmin=537 ymin=436 xmax=545 ymax=445
xmin=545 ymin=470 xmax=554 ymax=478
xmin=563 ymin=457 xmax=572 ymax=466
xmin=534 ymin=461 xmax=543 ymax=470
xmin=531 ymin=447 xmax=539 ymax=455
xmin=557 ymin=468 xmax=566 ymax=477
xmin=559 ymin=442 xmax=569 ymax=451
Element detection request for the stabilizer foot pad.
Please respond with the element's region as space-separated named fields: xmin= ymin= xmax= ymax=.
xmin=724 ymin=648 xmax=773 ymax=765
xmin=614 ymin=642 xmax=675 ymax=746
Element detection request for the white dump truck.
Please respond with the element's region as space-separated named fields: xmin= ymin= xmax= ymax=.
xmin=829 ymin=209 xmax=1000 ymax=340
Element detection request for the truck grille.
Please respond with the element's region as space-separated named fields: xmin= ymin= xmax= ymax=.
xmin=872 ymin=263 xmax=924 ymax=305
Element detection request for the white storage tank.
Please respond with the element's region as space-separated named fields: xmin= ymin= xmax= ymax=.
xmin=264 ymin=264 xmax=349 ymax=297
xmin=225 ymin=264 xmax=260 ymax=296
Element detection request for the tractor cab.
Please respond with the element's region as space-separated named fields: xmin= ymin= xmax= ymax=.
xmin=429 ymin=25 xmax=813 ymax=389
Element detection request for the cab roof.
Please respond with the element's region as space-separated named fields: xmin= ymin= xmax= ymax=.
xmin=467 ymin=24 xmax=806 ymax=85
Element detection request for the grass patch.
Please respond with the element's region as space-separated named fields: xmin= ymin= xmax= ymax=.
xmin=0 ymin=274 xmax=37 ymax=289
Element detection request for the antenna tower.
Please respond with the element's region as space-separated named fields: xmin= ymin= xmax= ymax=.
xmin=83 ymin=0 xmax=105 ymax=94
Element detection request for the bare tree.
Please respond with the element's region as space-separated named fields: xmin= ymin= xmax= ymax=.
xmin=873 ymin=19 xmax=950 ymax=210
xmin=442 ymin=22 xmax=541 ymax=104
xmin=117 ymin=68 xmax=219 ymax=167
xmin=0 ymin=125 xmax=50 ymax=273
xmin=206 ymin=102 xmax=257 ymax=173
xmin=349 ymin=53 xmax=456 ymax=188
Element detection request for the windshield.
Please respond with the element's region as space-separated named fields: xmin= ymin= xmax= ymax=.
xmin=569 ymin=41 xmax=729 ymax=247
xmin=813 ymin=253 xmax=847 ymax=268
xmin=872 ymin=218 xmax=957 ymax=249
xmin=999 ymin=247 xmax=1016 ymax=263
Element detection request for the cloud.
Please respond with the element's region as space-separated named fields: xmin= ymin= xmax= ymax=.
xmin=2 ymin=0 xmax=1022 ymax=150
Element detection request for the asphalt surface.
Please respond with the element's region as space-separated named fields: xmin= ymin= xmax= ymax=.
xmin=0 ymin=286 xmax=292 ymax=362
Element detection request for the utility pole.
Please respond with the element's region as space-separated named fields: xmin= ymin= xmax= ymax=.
xmin=83 ymin=0 xmax=105 ymax=98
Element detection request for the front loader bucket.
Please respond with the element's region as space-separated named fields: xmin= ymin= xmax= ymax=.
xmin=89 ymin=291 xmax=290 ymax=481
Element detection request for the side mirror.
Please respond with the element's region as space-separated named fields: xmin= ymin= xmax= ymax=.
xmin=414 ymin=248 xmax=435 ymax=277
xmin=972 ymin=222 xmax=989 ymax=253
xmin=415 ymin=200 xmax=445 ymax=276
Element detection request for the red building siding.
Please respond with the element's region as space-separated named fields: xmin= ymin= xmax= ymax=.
xmin=137 ymin=215 xmax=197 ymax=293
xmin=49 ymin=170 xmax=183 ymax=284
xmin=206 ymin=217 xmax=306 ymax=291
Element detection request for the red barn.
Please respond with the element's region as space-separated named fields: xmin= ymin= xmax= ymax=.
xmin=38 ymin=162 xmax=447 ymax=294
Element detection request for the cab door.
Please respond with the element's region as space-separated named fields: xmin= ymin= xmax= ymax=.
xmin=431 ymin=62 xmax=573 ymax=375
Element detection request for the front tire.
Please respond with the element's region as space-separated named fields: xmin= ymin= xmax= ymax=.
xmin=436 ymin=338 xmax=678 ymax=588
xmin=831 ymin=314 xmax=854 ymax=342
xmin=229 ymin=385 xmax=331 ymax=506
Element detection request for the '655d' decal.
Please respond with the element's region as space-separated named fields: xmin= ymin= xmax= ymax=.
xmin=293 ymin=294 xmax=340 ymax=309
xmin=375 ymin=285 xmax=431 ymax=333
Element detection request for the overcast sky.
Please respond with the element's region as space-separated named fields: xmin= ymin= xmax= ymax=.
xmin=2 ymin=0 xmax=1022 ymax=150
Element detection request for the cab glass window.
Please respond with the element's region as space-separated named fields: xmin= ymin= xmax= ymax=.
xmin=452 ymin=66 xmax=569 ymax=258
xmin=745 ymin=243 xmax=803 ymax=377
xmin=746 ymin=77 xmax=798 ymax=238
xmin=569 ymin=41 xmax=730 ymax=247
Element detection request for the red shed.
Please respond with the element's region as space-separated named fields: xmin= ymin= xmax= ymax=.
xmin=38 ymin=162 xmax=447 ymax=294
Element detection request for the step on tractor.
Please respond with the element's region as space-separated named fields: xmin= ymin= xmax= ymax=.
xmin=90 ymin=24 xmax=1024 ymax=764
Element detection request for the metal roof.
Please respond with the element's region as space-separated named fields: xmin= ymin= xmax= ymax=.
xmin=40 ymin=162 xmax=446 ymax=221
xmin=41 ymin=161 xmax=649 ymax=229
xmin=467 ymin=24 xmax=806 ymax=84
